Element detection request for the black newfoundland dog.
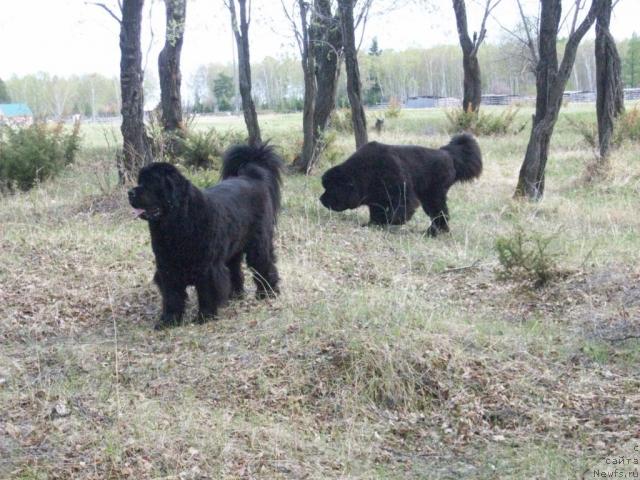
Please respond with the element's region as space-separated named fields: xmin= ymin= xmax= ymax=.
xmin=320 ymin=134 xmax=482 ymax=236
xmin=128 ymin=144 xmax=282 ymax=329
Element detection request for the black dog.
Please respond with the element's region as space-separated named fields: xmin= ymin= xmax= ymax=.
xmin=128 ymin=144 xmax=282 ymax=329
xmin=319 ymin=134 xmax=482 ymax=236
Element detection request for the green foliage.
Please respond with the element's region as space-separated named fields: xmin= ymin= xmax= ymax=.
xmin=368 ymin=37 xmax=382 ymax=57
xmin=319 ymin=130 xmax=344 ymax=165
xmin=184 ymin=167 xmax=220 ymax=189
xmin=495 ymin=227 xmax=558 ymax=287
xmin=614 ymin=106 xmax=640 ymax=145
xmin=5 ymin=72 xmax=120 ymax=118
xmin=145 ymin=109 xmax=170 ymax=160
xmin=0 ymin=121 xmax=81 ymax=192
xmin=269 ymin=96 xmax=304 ymax=113
xmin=385 ymin=97 xmax=402 ymax=119
xmin=565 ymin=116 xmax=598 ymax=148
xmin=0 ymin=78 xmax=10 ymax=103
xmin=364 ymin=77 xmax=383 ymax=106
xmin=213 ymin=72 xmax=234 ymax=112
xmin=178 ymin=127 xmax=244 ymax=170
xmin=329 ymin=108 xmax=354 ymax=133
xmin=445 ymin=106 xmax=524 ymax=136
xmin=623 ymin=32 xmax=640 ymax=87
xmin=568 ymin=106 xmax=640 ymax=149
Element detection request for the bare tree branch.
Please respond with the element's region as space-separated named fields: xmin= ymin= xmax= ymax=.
xmin=472 ymin=0 xmax=503 ymax=56
xmin=517 ymin=0 xmax=538 ymax=64
xmin=86 ymin=1 xmax=122 ymax=23
xmin=142 ymin=0 xmax=155 ymax=74
xmin=568 ymin=0 xmax=586 ymax=35
xmin=281 ymin=0 xmax=304 ymax=56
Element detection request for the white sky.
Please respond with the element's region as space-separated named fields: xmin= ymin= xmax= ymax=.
xmin=0 ymin=0 xmax=637 ymax=80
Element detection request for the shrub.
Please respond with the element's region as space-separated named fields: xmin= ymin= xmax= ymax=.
xmin=568 ymin=106 xmax=640 ymax=150
xmin=385 ymin=97 xmax=402 ymax=119
xmin=318 ymin=130 xmax=344 ymax=166
xmin=565 ymin=116 xmax=598 ymax=149
xmin=494 ymin=227 xmax=558 ymax=287
xmin=329 ymin=108 xmax=353 ymax=133
xmin=178 ymin=127 xmax=245 ymax=170
xmin=445 ymin=106 xmax=524 ymax=136
xmin=0 ymin=121 xmax=81 ymax=192
xmin=184 ymin=167 xmax=220 ymax=189
xmin=330 ymin=108 xmax=385 ymax=136
xmin=614 ymin=106 xmax=640 ymax=145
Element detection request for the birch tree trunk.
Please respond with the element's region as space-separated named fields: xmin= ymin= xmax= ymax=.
xmin=158 ymin=0 xmax=186 ymax=145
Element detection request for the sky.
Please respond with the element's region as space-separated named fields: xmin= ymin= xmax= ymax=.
xmin=0 ymin=0 xmax=638 ymax=81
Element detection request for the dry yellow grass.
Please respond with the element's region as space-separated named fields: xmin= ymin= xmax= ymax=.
xmin=1 ymin=106 xmax=639 ymax=479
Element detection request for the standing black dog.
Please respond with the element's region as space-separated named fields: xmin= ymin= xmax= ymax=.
xmin=128 ymin=144 xmax=282 ymax=329
xmin=319 ymin=134 xmax=482 ymax=236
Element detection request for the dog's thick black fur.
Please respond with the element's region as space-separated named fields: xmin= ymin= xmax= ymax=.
xmin=319 ymin=134 xmax=482 ymax=236
xmin=128 ymin=144 xmax=282 ymax=329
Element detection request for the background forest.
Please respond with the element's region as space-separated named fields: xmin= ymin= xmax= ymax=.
xmin=2 ymin=33 xmax=640 ymax=118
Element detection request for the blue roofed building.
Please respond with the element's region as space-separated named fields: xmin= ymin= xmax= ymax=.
xmin=0 ymin=103 xmax=34 ymax=125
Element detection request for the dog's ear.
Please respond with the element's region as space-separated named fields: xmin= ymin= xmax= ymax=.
xmin=162 ymin=170 xmax=185 ymax=208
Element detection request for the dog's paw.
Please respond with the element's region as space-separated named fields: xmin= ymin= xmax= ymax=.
xmin=427 ymin=224 xmax=450 ymax=237
xmin=154 ymin=313 xmax=182 ymax=330
xmin=229 ymin=289 xmax=246 ymax=301
xmin=195 ymin=310 xmax=217 ymax=324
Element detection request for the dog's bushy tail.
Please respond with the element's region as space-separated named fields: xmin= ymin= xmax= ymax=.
xmin=222 ymin=142 xmax=283 ymax=213
xmin=441 ymin=133 xmax=483 ymax=182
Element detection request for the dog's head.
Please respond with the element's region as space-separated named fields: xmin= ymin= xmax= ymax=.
xmin=128 ymin=163 xmax=189 ymax=221
xmin=320 ymin=166 xmax=362 ymax=212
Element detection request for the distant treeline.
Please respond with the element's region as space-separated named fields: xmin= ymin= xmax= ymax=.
xmin=3 ymin=34 xmax=640 ymax=118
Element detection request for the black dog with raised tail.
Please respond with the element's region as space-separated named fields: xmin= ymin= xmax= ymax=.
xmin=128 ymin=144 xmax=282 ymax=329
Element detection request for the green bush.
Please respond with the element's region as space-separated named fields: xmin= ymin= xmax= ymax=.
xmin=568 ymin=106 xmax=640 ymax=150
xmin=184 ymin=167 xmax=220 ymax=189
xmin=495 ymin=227 xmax=558 ymax=287
xmin=614 ymin=106 xmax=640 ymax=145
xmin=178 ymin=127 xmax=245 ymax=170
xmin=565 ymin=116 xmax=598 ymax=148
xmin=329 ymin=108 xmax=354 ymax=133
xmin=445 ymin=106 xmax=525 ymax=136
xmin=318 ymin=130 xmax=344 ymax=166
xmin=0 ymin=121 xmax=81 ymax=192
xmin=385 ymin=97 xmax=402 ymax=119
xmin=330 ymin=108 xmax=382 ymax=136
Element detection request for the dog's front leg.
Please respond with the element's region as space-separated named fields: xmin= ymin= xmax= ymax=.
xmin=195 ymin=264 xmax=231 ymax=324
xmin=154 ymin=271 xmax=186 ymax=330
xmin=367 ymin=205 xmax=390 ymax=225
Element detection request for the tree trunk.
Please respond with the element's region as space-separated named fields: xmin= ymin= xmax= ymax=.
xmin=158 ymin=0 xmax=186 ymax=148
xmin=515 ymin=0 xmax=604 ymax=200
xmin=452 ymin=0 xmax=482 ymax=112
xmin=119 ymin=0 xmax=152 ymax=183
xmin=462 ymin=52 xmax=481 ymax=112
xmin=293 ymin=0 xmax=317 ymax=174
xmin=310 ymin=0 xmax=342 ymax=166
xmin=292 ymin=0 xmax=343 ymax=173
xmin=595 ymin=0 xmax=624 ymax=162
xmin=338 ymin=0 xmax=367 ymax=149
xmin=228 ymin=0 xmax=261 ymax=146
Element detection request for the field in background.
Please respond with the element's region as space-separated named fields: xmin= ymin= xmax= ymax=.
xmin=1 ymin=106 xmax=639 ymax=479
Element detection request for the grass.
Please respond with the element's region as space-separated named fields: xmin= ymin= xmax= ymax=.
xmin=1 ymin=105 xmax=640 ymax=479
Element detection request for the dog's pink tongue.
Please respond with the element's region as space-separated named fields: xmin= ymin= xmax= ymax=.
xmin=133 ymin=208 xmax=145 ymax=218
